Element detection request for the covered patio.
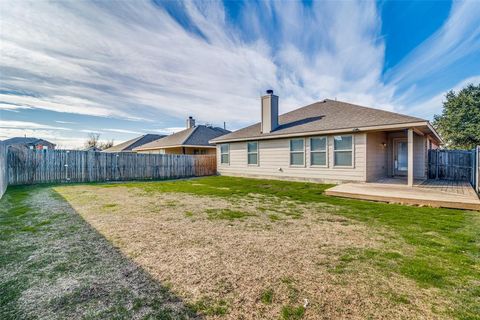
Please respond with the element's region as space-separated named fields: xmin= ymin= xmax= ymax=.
xmin=325 ymin=178 xmax=480 ymax=210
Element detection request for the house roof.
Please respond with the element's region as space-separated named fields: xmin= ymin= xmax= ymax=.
xmin=134 ymin=125 xmax=230 ymax=151
xmin=103 ymin=134 xmax=165 ymax=152
xmin=211 ymin=99 xmax=434 ymax=143
xmin=2 ymin=137 xmax=56 ymax=146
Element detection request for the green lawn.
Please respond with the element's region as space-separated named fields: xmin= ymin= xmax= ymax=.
xmin=1 ymin=176 xmax=479 ymax=319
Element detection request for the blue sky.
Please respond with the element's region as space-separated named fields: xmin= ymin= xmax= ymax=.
xmin=1 ymin=0 xmax=479 ymax=148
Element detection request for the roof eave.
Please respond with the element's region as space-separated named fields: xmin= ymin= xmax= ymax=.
xmin=133 ymin=144 xmax=216 ymax=151
xmin=210 ymin=121 xmax=431 ymax=144
xmin=426 ymin=122 xmax=444 ymax=145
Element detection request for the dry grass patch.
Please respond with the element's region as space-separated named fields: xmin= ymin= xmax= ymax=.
xmin=54 ymin=185 xmax=448 ymax=319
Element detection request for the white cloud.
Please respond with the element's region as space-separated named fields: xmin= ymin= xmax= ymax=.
xmin=0 ymin=128 xmax=85 ymax=149
xmin=0 ymin=103 xmax=32 ymax=111
xmin=151 ymin=127 xmax=187 ymax=135
xmin=0 ymin=0 xmax=393 ymax=127
xmin=1 ymin=0 xmax=478 ymax=146
xmin=103 ymin=128 xmax=142 ymax=135
xmin=79 ymin=129 xmax=103 ymax=134
xmin=408 ymin=75 xmax=480 ymax=120
xmin=0 ymin=120 xmax=70 ymax=130
xmin=386 ymin=1 xmax=480 ymax=88
xmin=56 ymin=120 xmax=77 ymax=124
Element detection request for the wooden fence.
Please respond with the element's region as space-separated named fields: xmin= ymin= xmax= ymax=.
xmin=0 ymin=143 xmax=7 ymax=199
xmin=7 ymin=148 xmax=217 ymax=186
xmin=428 ymin=149 xmax=475 ymax=183
xmin=475 ymin=146 xmax=480 ymax=195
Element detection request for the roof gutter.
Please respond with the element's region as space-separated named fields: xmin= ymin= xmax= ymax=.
xmin=210 ymin=121 xmax=437 ymax=144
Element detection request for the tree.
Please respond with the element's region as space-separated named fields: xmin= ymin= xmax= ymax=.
xmin=433 ymin=83 xmax=480 ymax=149
xmin=100 ymin=140 xmax=114 ymax=150
xmin=84 ymin=133 xmax=100 ymax=149
xmin=84 ymin=133 xmax=114 ymax=150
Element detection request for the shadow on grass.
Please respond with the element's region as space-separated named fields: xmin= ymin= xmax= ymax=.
xmin=0 ymin=185 xmax=201 ymax=320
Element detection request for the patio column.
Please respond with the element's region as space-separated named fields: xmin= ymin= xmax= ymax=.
xmin=408 ymin=128 xmax=414 ymax=187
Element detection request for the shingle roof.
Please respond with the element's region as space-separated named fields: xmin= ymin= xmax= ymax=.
xmin=211 ymin=99 xmax=427 ymax=142
xmin=134 ymin=125 xmax=230 ymax=150
xmin=103 ymin=134 xmax=165 ymax=152
xmin=2 ymin=137 xmax=55 ymax=146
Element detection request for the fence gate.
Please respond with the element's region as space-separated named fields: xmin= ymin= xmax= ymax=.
xmin=428 ymin=149 xmax=475 ymax=184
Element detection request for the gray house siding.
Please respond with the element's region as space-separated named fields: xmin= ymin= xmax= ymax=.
xmin=217 ymin=133 xmax=366 ymax=183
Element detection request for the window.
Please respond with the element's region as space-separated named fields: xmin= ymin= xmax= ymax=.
xmin=310 ymin=137 xmax=327 ymax=166
xmin=220 ymin=144 xmax=229 ymax=164
xmin=290 ymin=139 xmax=305 ymax=166
xmin=333 ymin=135 xmax=353 ymax=167
xmin=247 ymin=141 xmax=258 ymax=165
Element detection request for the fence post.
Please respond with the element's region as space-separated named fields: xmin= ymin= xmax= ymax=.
xmin=476 ymin=146 xmax=480 ymax=195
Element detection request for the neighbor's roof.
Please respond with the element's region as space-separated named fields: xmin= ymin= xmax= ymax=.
xmin=2 ymin=137 xmax=56 ymax=146
xmin=211 ymin=99 xmax=433 ymax=143
xmin=103 ymin=134 xmax=165 ymax=152
xmin=134 ymin=125 xmax=230 ymax=151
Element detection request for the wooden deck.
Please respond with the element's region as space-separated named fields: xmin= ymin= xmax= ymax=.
xmin=325 ymin=178 xmax=480 ymax=211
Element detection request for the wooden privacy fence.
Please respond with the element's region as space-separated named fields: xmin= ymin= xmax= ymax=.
xmin=0 ymin=143 xmax=7 ymax=199
xmin=428 ymin=149 xmax=475 ymax=184
xmin=475 ymin=146 xmax=480 ymax=195
xmin=7 ymin=148 xmax=217 ymax=186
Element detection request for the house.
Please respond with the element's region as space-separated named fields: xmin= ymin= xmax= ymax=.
xmin=210 ymin=90 xmax=443 ymax=186
xmin=134 ymin=117 xmax=230 ymax=155
xmin=2 ymin=137 xmax=56 ymax=150
xmin=103 ymin=134 xmax=165 ymax=153
xmin=84 ymin=146 xmax=103 ymax=152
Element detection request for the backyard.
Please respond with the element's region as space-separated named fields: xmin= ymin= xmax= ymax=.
xmin=0 ymin=176 xmax=479 ymax=319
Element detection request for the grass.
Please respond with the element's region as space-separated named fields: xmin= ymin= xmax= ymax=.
xmin=189 ymin=298 xmax=228 ymax=316
xmin=205 ymin=208 xmax=254 ymax=220
xmin=281 ymin=305 xmax=305 ymax=320
xmin=260 ymin=288 xmax=274 ymax=304
xmin=1 ymin=176 xmax=479 ymax=319
xmin=112 ymin=176 xmax=480 ymax=319
xmin=0 ymin=186 xmax=198 ymax=319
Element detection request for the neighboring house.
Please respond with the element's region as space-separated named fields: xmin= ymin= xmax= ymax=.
xmin=134 ymin=117 xmax=230 ymax=155
xmin=84 ymin=146 xmax=102 ymax=152
xmin=2 ymin=137 xmax=56 ymax=150
xmin=210 ymin=90 xmax=443 ymax=186
xmin=103 ymin=134 xmax=165 ymax=153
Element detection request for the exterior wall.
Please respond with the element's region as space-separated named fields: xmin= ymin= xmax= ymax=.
xmin=386 ymin=131 xmax=427 ymax=179
xmin=365 ymin=132 xmax=388 ymax=182
xmin=217 ymin=133 xmax=367 ymax=183
xmin=138 ymin=147 xmax=216 ymax=155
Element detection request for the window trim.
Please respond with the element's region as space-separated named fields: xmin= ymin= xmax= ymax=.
xmin=220 ymin=143 xmax=230 ymax=165
xmin=309 ymin=136 xmax=328 ymax=168
xmin=289 ymin=138 xmax=306 ymax=167
xmin=333 ymin=134 xmax=355 ymax=168
xmin=247 ymin=141 xmax=259 ymax=166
